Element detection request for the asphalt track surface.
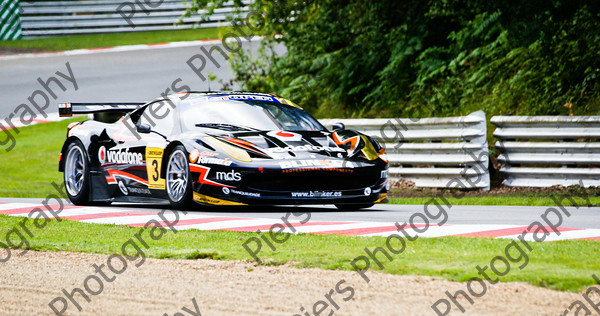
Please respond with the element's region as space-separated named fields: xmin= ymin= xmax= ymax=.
xmin=2 ymin=198 xmax=599 ymax=230
xmin=0 ymin=39 xmax=275 ymax=119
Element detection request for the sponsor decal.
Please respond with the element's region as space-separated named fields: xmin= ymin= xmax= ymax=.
xmin=118 ymin=181 xmax=128 ymax=195
xmin=267 ymin=130 xmax=303 ymax=142
xmin=145 ymin=147 xmax=165 ymax=190
xmin=291 ymin=191 xmax=342 ymax=198
xmin=189 ymin=164 xmax=234 ymax=188
xmin=381 ymin=170 xmax=389 ymax=178
xmin=189 ymin=149 xmax=200 ymax=163
xmin=197 ymin=156 xmax=233 ymax=166
xmin=279 ymin=159 xmax=355 ymax=169
xmin=222 ymin=187 xmax=230 ymax=194
xmin=190 ymin=150 xmax=220 ymax=163
xmin=266 ymin=145 xmax=345 ymax=154
xmin=98 ymin=146 xmax=106 ymax=164
xmin=215 ymin=170 xmax=242 ymax=181
xmin=265 ymin=153 xmax=295 ymax=160
xmin=208 ymin=94 xmax=277 ymax=102
xmin=192 ymin=192 xmax=246 ymax=206
xmin=282 ymin=167 xmax=354 ymax=174
xmin=103 ymin=147 xmax=143 ymax=165
xmin=128 ymin=186 xmax=152 ymax=195
xmin=231 ymin=189 xmax=260 ymax=198
xmin=364 ymin=187 xmax=372 ymax=196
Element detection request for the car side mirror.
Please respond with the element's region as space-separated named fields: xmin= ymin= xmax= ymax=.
xmin=137 ymin=123 xmax=151 ymax=134
xmin=332 ymin=122 xmax=345 ymax=132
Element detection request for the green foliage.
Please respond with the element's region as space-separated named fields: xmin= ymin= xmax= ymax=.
xmin=191 ymin=1 xmax=600 ymax=118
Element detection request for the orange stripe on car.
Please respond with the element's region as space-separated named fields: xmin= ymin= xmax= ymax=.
xmin=106 ymin=169 xmax=148 ymax=185
xmin=331 ymin=132 xmax=360 ymax=156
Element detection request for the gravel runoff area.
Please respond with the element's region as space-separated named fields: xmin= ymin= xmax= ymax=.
xmin=0 ymin=251 xmax=584 ymax=315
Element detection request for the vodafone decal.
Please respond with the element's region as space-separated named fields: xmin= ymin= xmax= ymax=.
xmin=99 ymin=146 xmax=143 ymax=165
xmin=267 ymin=131 xmax=303 ymax=142
xmin=98 ymin=146 xmax=106 ymax=164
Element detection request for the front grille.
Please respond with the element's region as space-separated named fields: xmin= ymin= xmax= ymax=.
xmin=245 ymin=170 xmax=380 ymax=191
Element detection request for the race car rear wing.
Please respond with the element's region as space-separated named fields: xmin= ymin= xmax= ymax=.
xmin=58 ymin=102 xmax=145 ymax=117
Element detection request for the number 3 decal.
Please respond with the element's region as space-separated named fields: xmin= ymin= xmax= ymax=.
xmin=151 ymin=160 xmax=159 ymax=181
xmin=145 ymin=148 xmax=166 ymax=189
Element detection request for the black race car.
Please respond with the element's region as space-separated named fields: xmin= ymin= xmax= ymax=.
xmin=58 ymin=92 xmax=389 ymax=210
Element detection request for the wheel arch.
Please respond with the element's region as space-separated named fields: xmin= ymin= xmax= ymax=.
xmin=159 ymin=141 xmax=185 ymax=179
xmin=59 ymin=136 xmax=87 ymax=172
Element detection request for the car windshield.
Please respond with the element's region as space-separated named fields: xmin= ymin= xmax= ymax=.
xmin=178 ymin=96 xmax=326 ymax=132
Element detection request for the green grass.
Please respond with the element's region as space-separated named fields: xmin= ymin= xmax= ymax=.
xmin=0 ymin=117 xmax=85 ymax=197
xmin=390 ymin=194 xmax=600 ymax=207
xmin=0 ymin=214 xmax=598 ymax=292
xmin=0 ymin=28 xmax=222 ymax=52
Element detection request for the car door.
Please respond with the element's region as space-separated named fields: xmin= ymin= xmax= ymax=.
xmin=100 ymin=103 xmax=169 ymax=198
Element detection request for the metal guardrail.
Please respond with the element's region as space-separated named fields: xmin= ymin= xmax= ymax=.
xmin=1 ymin=0 xmax=22 ymax=40
xmin=19 ymin=0 xmax=249 ymax=38
xmin=492 ymin=115 xmax=600 ymax=187
xmin=321 ymin=111 xmax=490 ymax=190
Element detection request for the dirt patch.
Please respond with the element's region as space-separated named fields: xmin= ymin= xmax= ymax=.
xmin=388 ymin=179 xmax=600 ymax=198
xmin=0 ymin=251 xmax=584 ymax=315
xmin=0 ymin=46 xmax=45 ymax=56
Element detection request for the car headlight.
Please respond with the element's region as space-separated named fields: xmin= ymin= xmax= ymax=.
xmin=366 ymin=136 xmax=388 ymax=163
xmin=203 ymin=136 xmax=252 ymax=162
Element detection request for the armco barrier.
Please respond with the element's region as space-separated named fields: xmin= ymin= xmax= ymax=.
xmin=19 ymin=0 xmax=250 ymax=38
xmin=492 ymin=115 xmax=600 ymax=187
xmin=1 ymin=0 xmax=22 ymax=40
xmin=320 ymin=111 xmax=490 ymax=190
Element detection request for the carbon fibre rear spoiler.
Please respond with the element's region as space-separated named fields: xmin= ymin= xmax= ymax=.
xmin=58 ymin=102 xmax=145 ymax=117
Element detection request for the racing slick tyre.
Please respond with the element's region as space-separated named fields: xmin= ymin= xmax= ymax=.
xmin=334 ymin=203 xmax=375 ymax=210
xmin=64 ymin=141 xmax=91 ymax=205
xmin=166 ymin=145 xmax=194 ymax=210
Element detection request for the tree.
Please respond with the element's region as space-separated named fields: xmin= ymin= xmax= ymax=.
xmin=184 ymin=0 xmax=600 ymax=118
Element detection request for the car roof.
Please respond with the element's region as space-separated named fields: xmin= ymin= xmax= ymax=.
xmin=188 ymin=91 xmax=277 ymax=97
xmin=170 ymin=91 xmax=303 ymax=109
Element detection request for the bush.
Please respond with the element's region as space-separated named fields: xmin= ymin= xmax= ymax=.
xmin=186 ymin=0 xmax=600 ymax=118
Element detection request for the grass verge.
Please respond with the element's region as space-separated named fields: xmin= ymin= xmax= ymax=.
xmin=0 ymin=28 xmax=221 ymax=52
xmin=0 ymin=118 xmax=85 ymax=198
xmin=0 ymin=214 xmax=598 ymax=292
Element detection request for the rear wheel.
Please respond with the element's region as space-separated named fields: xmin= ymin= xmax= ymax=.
xmin=64 ymin=141 xmax=90 ymax=205
xmin=334 ymin=203 xmax=375 ymax=210
xmin=166 ymin=146 xmax=194 ymax=210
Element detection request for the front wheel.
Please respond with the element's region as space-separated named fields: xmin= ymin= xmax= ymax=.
xmin=64 ymin=141 xmax=91 ymax=205
xmin=166 ymin=145 xmax=194 ymax=210
xmin=334 ymin=203 xmax=374 ymax=211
